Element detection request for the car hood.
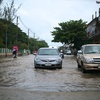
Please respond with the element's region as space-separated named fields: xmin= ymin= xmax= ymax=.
xmin=84 ymin=54 xmax=100 ymax=58
xmin=35 ymin=55 xmax=61 ymax=59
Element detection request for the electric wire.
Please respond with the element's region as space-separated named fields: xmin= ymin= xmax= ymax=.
xmin=18 ymin=17 xmax=42 ymax=40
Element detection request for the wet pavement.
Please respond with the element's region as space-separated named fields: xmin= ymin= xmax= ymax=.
xmin=0 ymin=54 xmax=100 ymax=92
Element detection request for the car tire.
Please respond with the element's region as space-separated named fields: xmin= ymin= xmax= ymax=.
xmin=34 ymin=67 xmax=37 ymax=69
xmin=34 ymin=65 xmax=38 ymax=69
xmin=77 ymin=62 xmax=81 ymax=68
xmin=58 ymin=65 xmax=62 ymax=69
xmin=58 ymin=67 xmax=62 ymax=69
xmin=60 ymin=66 xmax=62 ymax=69
xmin=81 ymin=63 xmax=86 ymax=73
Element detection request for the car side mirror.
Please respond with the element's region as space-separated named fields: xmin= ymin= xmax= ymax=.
xmin=60 ymin=53 xmax=64 ymax=58
xmin=77 ymin=50 xmax=82 ymax=55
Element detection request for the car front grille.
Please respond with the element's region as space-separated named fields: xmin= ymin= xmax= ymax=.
xmin=41 ymin=60 xmax=55 ymax=62
xmin=93 ymin=58 xmax=100 ymax=63
xmin=36 ymin=64 xmax=61 ymax=67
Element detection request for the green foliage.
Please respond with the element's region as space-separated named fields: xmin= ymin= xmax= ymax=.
xmin=0 ymin=0 xmax=48 ymax=52
xmin=0 ymin=19 xmax=48 ymax=52
xmin=2 ymin=0 xmax=21 ymax=22
xmin=51 ymin=19 xmax=88 ymax=49
xmin=0 ymin=19 xmax=7 ymax=47
xmin=0 ymin=0 xmax=3 ymax=4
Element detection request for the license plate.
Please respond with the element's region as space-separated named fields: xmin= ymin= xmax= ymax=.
xmin=45 ymin=63 xmax=51 ymax=66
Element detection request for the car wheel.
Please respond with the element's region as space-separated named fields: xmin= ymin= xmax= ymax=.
xmin=81 ymin=63 xmax=86 ymax=73
xmin=77 ymin=62 xmax=81 ymax=68
xmin=77 ymin=60 xmax=81 ymax=68
xmin=58 ymin=67 xmax=62 ymax=69
xmin=58 ymin=65 xmax=62 ymax=69
xmin=60 ymin=66 xmax=62 ymax=69
xmin=34 ymin=65 xmax=38 ymax=69
xmin=34 ymin=66 xmax=37 ymax=69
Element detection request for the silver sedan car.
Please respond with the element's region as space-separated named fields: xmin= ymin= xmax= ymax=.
xmin=34 ymin=47 xmax=62 ymax=69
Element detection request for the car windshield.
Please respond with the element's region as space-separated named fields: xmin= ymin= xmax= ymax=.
xmin=84 ymin=46 xmax=100 ymax=54
xmin=38 ymin=49 xmax=59 ymax=55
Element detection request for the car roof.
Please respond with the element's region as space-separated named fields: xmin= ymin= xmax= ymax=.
xmin=39 ymin=47 xmax=58 ymax=50
xmin=82 ymin=44 xmax=100 ymax=47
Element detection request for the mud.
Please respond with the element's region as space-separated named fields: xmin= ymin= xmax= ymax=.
xmin=0 ymin=55 xmax=100 ymax=92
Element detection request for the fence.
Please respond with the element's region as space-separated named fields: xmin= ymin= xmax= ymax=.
xmin=0 ymin=48 xmax=12 ymax=57
xmin=0 ymin=48 xmax=30 ymax=58
xmin=0 ymin=48 xmax=12 ymax=53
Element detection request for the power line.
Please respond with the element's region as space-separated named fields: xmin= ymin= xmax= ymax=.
xmin=29 ymin=29 xmax=35 ymax=38
xmin=18 ymin=17 xmax=28 ymax=30
xmin=18 ymin=17 xmax=43 ymax=40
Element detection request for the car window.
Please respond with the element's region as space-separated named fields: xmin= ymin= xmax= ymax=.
xmin=84 ymin=46 xmax=100 ymax=54
xmin=38 ymin=49 xmax=59 ymax=55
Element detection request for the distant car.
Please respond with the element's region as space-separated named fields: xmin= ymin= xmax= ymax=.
xmin=76 ymin=44 xmax=100 ymax=73
xmin=34 ymin=47 xmax=62 ymax=69
xmin=66 ymin=50 xmax=71 ymax=55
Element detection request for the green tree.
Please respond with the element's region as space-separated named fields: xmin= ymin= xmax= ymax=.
xmin=0 ymin=19 xmax=27 ymax=50
xmin=0 ymin=20 xmax=6 ymax=47
xmin=0 ymin=19 xmax=49 ymax=52
xmin=0 ymin=0 xmax=3 ymax=4
xmin=2 ymin=0 xmax=21 ymax=22
xmin=29 ymin=38 xmax=48 ymax=53
xmin=29 ymin=38 xmax=37 ymax=53
xmin=37 ymin=40 xmax=48 ymax=48
xmin=0 ymin=0 xmax=3 ymax=18
xmin=51 ymin=19 xmax=88 ymax=49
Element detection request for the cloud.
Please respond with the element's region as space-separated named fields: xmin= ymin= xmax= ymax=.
xmin=18 ymin=9 xmax=29 ymax=16
xmin=10 ymin=0 xmax=100 ymax=46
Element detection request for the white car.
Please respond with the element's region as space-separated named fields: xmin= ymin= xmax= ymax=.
xmin=66 ymin=50 xmax=71 ymax=55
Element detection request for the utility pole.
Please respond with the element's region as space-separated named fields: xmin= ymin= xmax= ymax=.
xmin=33 ymin=33 xmax=35 ymax=52
xmin=5 ymin=16 xmax=17 ymax=57
xmin=5 ymin=26 xmax=8 ymax=57
xmin=33 ymin=33 xmax=35 ymax=38
xmin=16 ymin=16 xmax=18 ymax=45
xmin=28 ymin=29 xmax=29 ymax=54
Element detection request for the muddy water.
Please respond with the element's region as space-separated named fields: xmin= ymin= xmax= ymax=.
xmin=0 ymin=55 xmax=100 ymax=92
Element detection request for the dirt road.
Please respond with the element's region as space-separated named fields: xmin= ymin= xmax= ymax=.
xmin=0 ymin=54 xmax=100 ymax=100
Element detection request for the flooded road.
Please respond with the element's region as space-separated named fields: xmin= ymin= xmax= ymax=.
xmin=0 ymin=54 xmax=100 ymax=92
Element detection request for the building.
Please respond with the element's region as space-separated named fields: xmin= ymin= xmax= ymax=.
xmin=87 ymin=8 xmax=100 ymax=43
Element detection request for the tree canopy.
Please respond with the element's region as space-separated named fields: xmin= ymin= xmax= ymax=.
xmin=0 ymin=19 xmax=48 ymax=52
xmin=0 ymin=0 xmax=48 ymax=53
xmin=51 ymin=19 xmax=89 ymax=49
xmin=2 ymin=0 xmax=21 ymax=22
xmin=0 ymin=0 xmax=3 ymax=4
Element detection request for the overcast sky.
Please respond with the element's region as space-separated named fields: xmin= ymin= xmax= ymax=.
xmin=3 ymin=0 xmax=100 ymax=47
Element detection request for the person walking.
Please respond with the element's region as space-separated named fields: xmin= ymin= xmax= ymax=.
xmin=13 ymin=49 xmax=17 ymax=58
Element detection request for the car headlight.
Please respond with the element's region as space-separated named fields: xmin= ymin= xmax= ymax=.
xmin=35 ymin=57 xmax=41 ymax=61
xmin=84 ymin=58 xmax=94 ymax=63
xmin=56 ymin=58 xmax=62 ymax=62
